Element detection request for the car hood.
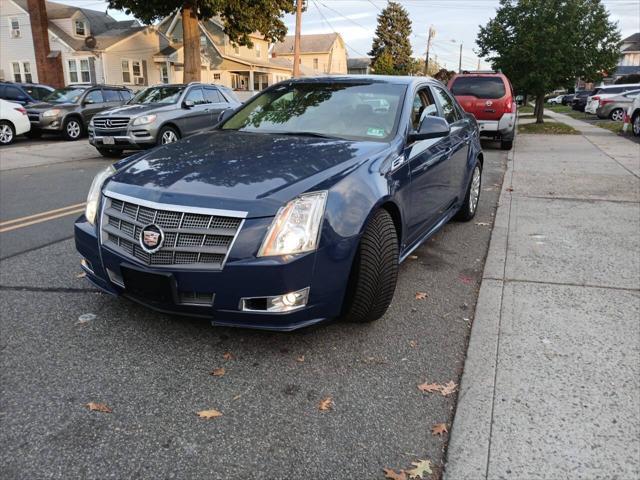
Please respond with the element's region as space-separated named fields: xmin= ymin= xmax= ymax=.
xmin=27 ymin=101 xmax=76 ymax=111
xmin=96 ymin=103 xmax=171 ymax=117
xmin=106 ymin=130 xmax=390 ymax=218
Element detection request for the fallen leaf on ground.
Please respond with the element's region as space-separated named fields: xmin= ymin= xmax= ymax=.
xmin=459 ymin=275 xmax=473 ymax=284
xmin=406 ymin=460 xmax=433 ymax=479
xmin=383 ymin=468 xmax=407 ymax=480
xmin=222 ymin=352 xmax=234 ymax=361
xmin=408 ymin=255 xmax=419 ymax=260
xmin=475 ymin=222 xmax=490 ymax=226
xmin=431 ymin=423 xmax=448 ymax=436
xmin=77 ymin=313 xmax=96 ymax=324
xmin=417 ymin=382 xmax=442 ymax=394
xmin=440 ymin=380 xmax=458 ymax=396
xmin=296 ymin=355 xmax=305 ymax=363
xmin=415 ymin=292 xmax=428 ymax=300
xmin=318 ymin=396 xmax=333 ymax=411
xmin=506 ymin=187 xmax=514 ymax=192
xmin=210 ymin=368 xmax=225 ymax=377
xmin=196 ymin=409 xmax=223 ymax=419
xmin=409 ymin=340 xmax=417 ymax=348
xmin=76 ymin=272 xmax=86 ymax=278
xmin=85 ymin=402 xmax=112 ymax=413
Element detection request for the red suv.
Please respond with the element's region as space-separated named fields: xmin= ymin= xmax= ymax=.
xmin=448 ymin=71 xmax=516 ymax=150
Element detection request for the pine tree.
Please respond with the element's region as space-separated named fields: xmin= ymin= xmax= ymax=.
xmin=368 ymin=1 xmax=413 ymax=75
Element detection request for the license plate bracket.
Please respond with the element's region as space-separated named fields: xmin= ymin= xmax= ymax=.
xmin=102 ymin=136 xmax=115 ymax=145
xmin=121 ymin=265 xmax=176 ymax=304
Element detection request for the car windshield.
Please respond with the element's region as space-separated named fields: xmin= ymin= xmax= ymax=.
xmin=129 ymin=86 xmax=185 ymax=105
xmin=451 ymin=76 xmax=506 ymax=99
xmin=221 ymin=81 xmax=406 ymax=141
xmin=24 ymin=86 xmax=51 ymax=100
xmin=43 ymin=87 xmax=86 ymax=103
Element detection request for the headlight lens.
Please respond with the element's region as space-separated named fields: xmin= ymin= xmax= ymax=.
xmin=258 ymin=191 xmax=327 ymax=257
xmin=42 ymin=109 xmax=61 ymax=118
xmin=132 ymin=114 xmax=157 ymax=126
xmin=85 ymin=165 xmax=116 ymax=225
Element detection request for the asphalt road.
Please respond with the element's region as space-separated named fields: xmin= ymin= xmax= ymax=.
xmin=0 ymin=136 xmax=508 ymax=479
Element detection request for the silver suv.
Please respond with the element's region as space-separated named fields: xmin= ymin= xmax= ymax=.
xmin=88 ymin=83 xmax=241 ymax=157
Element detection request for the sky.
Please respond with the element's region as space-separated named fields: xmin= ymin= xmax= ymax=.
xmin=59 ymin=0 xmax=640 ymax=71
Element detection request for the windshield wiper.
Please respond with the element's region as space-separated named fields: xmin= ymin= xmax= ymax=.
xmin=275 ymin=131 xmax=340 ymax=140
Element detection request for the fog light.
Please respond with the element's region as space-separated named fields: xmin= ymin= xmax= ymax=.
xmin=240 ymin=287 xmax=309 ymax=313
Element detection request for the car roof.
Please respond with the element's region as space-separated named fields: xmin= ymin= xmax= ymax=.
xmin=283 ymin=75 xmax=436 ymax=87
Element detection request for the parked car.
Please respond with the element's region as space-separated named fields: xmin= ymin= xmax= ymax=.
xmin=627 ymin=94 xmax=640 ymax=136
xmin=515 ymin=95 xmax=524 ymax=106
xmin=584 ymin=83 xmax=640 ymax=114
xmin=561 ymin=94 xmax=575 ymax=105
xmin=75 ymin=76 xmax=484 ymax=330
xmin=0 ymin=82 xmax=54 ymax=106
xmin=448 ymin=70 xmax=516 ymax=150
xmin=596 ymin=89 xmax=640 ymax=121
xmin=88 ymin=83 xmax=241 ymax=157
xmin=571 ymin=90 xmax=593 ymax=112
xmin=548 ymin=95 xmax=564 ymax=105
xmin=0 ymin=99 xmax=30 ymax=145
xmin=26 ymin=85 xmax=132 ymax=140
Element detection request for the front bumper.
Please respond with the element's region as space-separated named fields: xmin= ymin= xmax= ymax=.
xmin=477 ymin=113 xmax=516 ymax=139
xmin=89 ymin=126 xmax=157 ymax=150
xmin=28 ymin=114 xmax=64 ymax=132
xmin=75 ymin=215 xmax=357 ymax=331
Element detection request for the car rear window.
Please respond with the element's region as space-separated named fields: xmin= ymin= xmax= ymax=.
xmin=451 ymin=76 xmax=506 ymax=99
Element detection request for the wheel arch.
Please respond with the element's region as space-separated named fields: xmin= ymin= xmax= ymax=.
xmin=159 ymin=121 xmax=182 ymax=138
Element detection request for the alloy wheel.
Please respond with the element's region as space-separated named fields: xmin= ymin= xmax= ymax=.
xmin=161 ymin=130 xmax=178 ymax=144
xmin=67 ymin=120 xmax=81 ymax=139
xmin=610 ymin=109 xmax=624 ymax=122
xmin=469 ymin=165 xmax=481 ymax=213
xmin=634 ymin=115 xmax=640 ymax=136
xmin=0 ymin=124 xmax=13 ymax=144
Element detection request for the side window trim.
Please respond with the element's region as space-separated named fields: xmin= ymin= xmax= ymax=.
xmin=432 ymin=86 xmax=461 ymax=124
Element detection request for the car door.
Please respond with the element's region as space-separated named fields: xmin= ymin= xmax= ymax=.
xmin=431 ymin=85 xmax=472 ymax=204
xmin=80 ymin=89 xmax=106 ymax=124
xmin=405 ymin=85 xmax=455 ymax=244
xmin=203 ymin=86 xmax=231 ymax=124
xmin=180 ymin=86 xmax=211 ymax=134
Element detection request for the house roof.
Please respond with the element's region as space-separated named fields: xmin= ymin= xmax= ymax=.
xmin=12 ymin=0 xmax=143 ymax=51
xmin=272 ymin=33 xmax=340 ymax=55
xmin=622 ymin=33 xmax=639 ymax=44
xmin=347 ymin=57 xmax=371 ymax=69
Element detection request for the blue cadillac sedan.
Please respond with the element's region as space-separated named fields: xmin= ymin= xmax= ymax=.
xmin=75 ymin=76 xmax=483 ymax=331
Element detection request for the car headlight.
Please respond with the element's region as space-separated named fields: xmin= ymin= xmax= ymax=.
xmin=132 ymin=114 xmax=157 ymax=126
xmin=42 ymin=109 xmax=61 ymax=118
xmin=258 ymin=191 xmax=327 ymax=257
xmin=85 ymin=165 xmax=116 ymax=225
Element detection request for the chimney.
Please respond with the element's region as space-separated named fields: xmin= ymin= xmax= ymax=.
xmin=27 ymin=0 xmax=64 ymax=87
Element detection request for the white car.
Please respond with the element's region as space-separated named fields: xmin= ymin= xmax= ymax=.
xmin=585 ymin=83 xmax=640 ymax=115
xmin=548 ymin=95 xmax=564 ymax=104
xmin=627 ymin=94 xmax=640 ymax=136
xmin=0 ymin=98 xmax=30 ymax=145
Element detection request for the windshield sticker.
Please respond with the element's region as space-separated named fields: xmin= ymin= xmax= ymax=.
xmin=366 ymin=127 xmax=385 ymax=137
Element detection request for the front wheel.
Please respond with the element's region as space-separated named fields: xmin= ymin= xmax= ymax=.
xmin=158 ymin=126 xmax=180 ymax=145
xmin=62 ymin=118 xmax=83 ymax=141
xmin=609 ymin=108 xmax=624 ymax=122
xmin=633 ymin=113 xmax=640 ymax=137
xmin=342 ymin=209 xmax=399 ymax=323
xmin=0 ymin=121 xmax=15 ymax=145
xmin=455 ymin=163 xmax=482 ymax=222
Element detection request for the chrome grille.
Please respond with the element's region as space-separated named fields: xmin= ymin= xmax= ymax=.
xmin=93 ymin=117 xmax=130 ymax=129
xmin=101 ymin=195 xmax=243 ymax=269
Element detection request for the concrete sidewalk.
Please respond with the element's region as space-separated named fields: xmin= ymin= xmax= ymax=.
xmin=445 ymin=115 xmax=640 ymax=479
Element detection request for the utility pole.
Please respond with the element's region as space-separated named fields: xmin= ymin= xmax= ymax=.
xmin=293 ymin=0 xmax=303 ymax=77
xmin=423 ymin=25 xmax=435 ymax=75
xmin=477 ymin=58 xmax=481 ymax=70
xmin=458 ymin=42 xmax=463 ymax=73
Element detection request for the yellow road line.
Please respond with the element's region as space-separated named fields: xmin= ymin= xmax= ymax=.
xmin=0 ymin=206 xmax=86 ymax=233
xmin=0 ymin=202 xmax=86 ymax=227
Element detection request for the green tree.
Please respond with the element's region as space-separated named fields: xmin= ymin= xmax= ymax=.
xmin=476 ymin=0 xmax=621 ymax=123
xmin=368 ymin=1 xmax=413 ymax=75
xmin=372 ymin=51 xmax=396 ymax=75
xmin=107 ymin=0 xmax=296 ymax=82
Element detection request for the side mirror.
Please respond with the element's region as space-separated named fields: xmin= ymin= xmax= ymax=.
xmin=217 ymin=108 xmax=234 ymax=124
xmin=409 ymin=116 xmax=450 ymax=142
xmin=183 ymin=99 xmax=195 ymax=109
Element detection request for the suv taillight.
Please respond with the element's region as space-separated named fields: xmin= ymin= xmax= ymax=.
xmin=504 ymin=99 xmax=513 ymax=113
xmin=591 ymin=96 xmax=600 ymax=101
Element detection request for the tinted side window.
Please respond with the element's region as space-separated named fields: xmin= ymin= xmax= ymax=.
xmin=204 ymin=87 xmax=223 ymax=103
xmin=433 ymin=87 xmax=460 ymax=124
xmin=451 ymin=76 xmax=506 ymax=99
xmin=410 ymin=88 xmax=437 ymax=129
xmin=5 ymin=86 xmax=23 ymax=100
xmin=119 ymin=90 xmax=133 ymax=101
xmin=84 ymin=90 xmax=104 ymax=103
xmin=103 ymin=89 xmax=121 ymax=102
xmin=31 ymin=87 xmax=51 ymax=100
xmin=185 ymin=87 xmax=205 ymax=104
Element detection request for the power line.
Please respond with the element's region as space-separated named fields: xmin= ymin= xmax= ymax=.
xmin=312 ymin=0 xmax=368 ymax=57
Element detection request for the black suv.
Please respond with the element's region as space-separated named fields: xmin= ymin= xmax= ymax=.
xmin=571 ymin=90 xmax=593 ymax=112
xmin=0 ymin=82 xmax=54 ymax=106
xmin=26 ymin=85 xmax=132 ymax=140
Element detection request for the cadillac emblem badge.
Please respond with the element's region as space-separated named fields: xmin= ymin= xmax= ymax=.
xmin=140 ymin=224 xmax=164 ymax=253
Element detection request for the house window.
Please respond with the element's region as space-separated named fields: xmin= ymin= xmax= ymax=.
xmin=11 ymin=62 xmax=21 ymax=82
xmin=255 ymin=44 xmax=261 ymax=58
xmin=68 ymin=58 xmax=92 ymax=83
xmin=68 ymin=60 xmax=78 ymax=82
xmin=121 ymin=60 xmax=131 ymax=83
xmin=213 ymin=73 xmax=221 ymax=80
xmin=80 ymin=59 xmax=90 ymax=82
xmin=23 ymin=62 xmax=32 ymax=83
xmin=122 ymin=59 xmax=143 ymax=84
xmin=75 ymin=20 xmax=86 ymax=36
xmin=160 ymin=64 xmax=169 ymax=84
xmin=313 ymin=58 xmax=318 ymax=69
xmin=132 ymin=61 xmax=141 ymax=78
xmin=10 ymin=18 xmax=20 ymax=38
xmin=200 ymin=35 xmax=207 ymax=46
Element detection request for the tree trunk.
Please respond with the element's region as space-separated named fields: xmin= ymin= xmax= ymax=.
xmin=535 ymin=93 xmax=545 ymax=124
xmin=182 ymin=1 xmax=201 ymax=83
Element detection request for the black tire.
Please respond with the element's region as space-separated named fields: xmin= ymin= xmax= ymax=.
xmin=25 ymin=129 xmax=42 ymax=139
xmin=97 ymin=147 xmax=121 ymax=158
xmin=0 ymin=120 xmax=15 ymax=145
xmin=609 ymin=108 xmax=624 ymax=122
xmin=500 ymin=139 xmax=513 ymax=150
xmin=62 ymin=117 xmax=83 ymax=141
xmin=633 ymin=112 xmax=640 ymax=137
xmin=157 ymin=125 xmax=180 ymax=145
xmin=342 ymin=209 xmax=399 ymax=323
xmin=455 ymin=162 xmax=482 ymax=222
